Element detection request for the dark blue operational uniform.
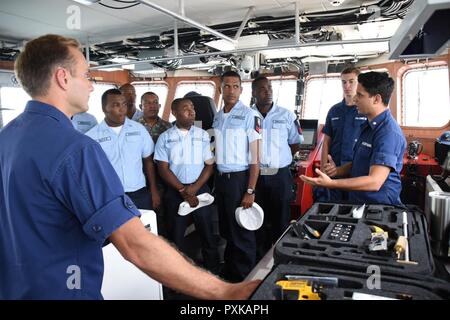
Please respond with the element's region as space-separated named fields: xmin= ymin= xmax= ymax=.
xmin=349 ymin=109 xmax=406 ymax=206
xmin=154 ymin=125 xmax=220 ymax=273
xmin=212 ymin=100 xmax=261 ymax=282
xmin=321 ymin=99 xmax=367 ymax=201
xmin=251 ymin=103 xmax=302 ymax=255
xmin=0 ymin=101 xmax=140 ymax=299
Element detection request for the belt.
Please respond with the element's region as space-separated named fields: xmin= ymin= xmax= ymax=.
xmin=260 ymin=165 xmax=289 ymax=176
xmin=216 ymin=170 xmax=248 ymax=179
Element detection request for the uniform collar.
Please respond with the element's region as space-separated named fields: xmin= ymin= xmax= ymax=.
xmin=99 ymin=117 xmax=133 ymax=132
xmin=24 ymin=100 xmax=73 ymax=128
xmin=252 ymin=102 xmax=278 ymax=117
xmin=221 ymin=100 xmax=246 ymax=115
xmin=138 ymin=115 xmax=162 ymax=125
xmin=367 ymin=108 xmax=390 ymax=129
xmin=170 ymin=124 xmax=196 ymax=137
xmin=338 ymin=98 xmax=357 ymax=111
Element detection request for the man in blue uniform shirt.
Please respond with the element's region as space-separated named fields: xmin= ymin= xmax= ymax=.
xmin=251 ymin=76 xmax=302 ymax=255
xmin=301 ymin=71 xmax=406 ymax=206
xmin=155 ymin=98 xmax=220 ymax=273
xmin=0 ymin=34 xmax=259 ymax=299
xmin=71 ymin=111 xmax=98 ymax=133
xmin=86 ymin=89 xmax=161 ymax=210
xmin=320 ymin=67 xmax=367 ymax=201
xmin=213 ymin=70 xmax=261 ymax=282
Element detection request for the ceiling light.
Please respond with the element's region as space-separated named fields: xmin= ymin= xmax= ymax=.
xmin=329 ymin=0 xmax=346 ymax=6
xmin=72 ymin=0 xmax=100 ymax=5
xmin=110 ymin=57 xmax=131 ymax=63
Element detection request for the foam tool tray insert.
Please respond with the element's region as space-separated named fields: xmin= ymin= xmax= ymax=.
xmin=251 ymin=264 xmax=450 ymax=300
xmin=274 ymin=203 xmax=434 ymax=277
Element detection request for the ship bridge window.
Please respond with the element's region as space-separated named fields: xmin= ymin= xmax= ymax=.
xmin=303 ymin=76 xmax=342 ymax=124
xmin=172 ymin=81 xmax=216 ymax=122
xmin=89 ymin=83 xmax=116 ymax=122
xmin=174 ymin=81 xmax=215 ymax=99
xmin=133 ymin=82 xmax=169 ymax=119
xmin=0 ymin=83 xmax=117 ymax=129
xmin=401 ymin=65 xmax=450 ymax=127
xmin=0 ymin=87 xmax=30 ymax=129
xmin=236 ymin=78 xmax=298 ymax=113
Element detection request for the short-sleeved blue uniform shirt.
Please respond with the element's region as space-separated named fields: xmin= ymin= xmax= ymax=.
xmin=71 ymin=112 xmax=98 ymax=134
xmin=349 ymin=109 xmax=406 ymax=206
xmin=154 ymin=125 xmax=213 ymax=184
xmin=86 ymin=118 xmax=154 ymax=192
xmin=322 ymin=99 xmax=367 ymax=166
xmin=251 ymin=103 xmax=303 ymax=168
xmin=212 ymin=101 xmax=262 ymax=173
xmin=0 ymin=101 xmax=140 ymax=299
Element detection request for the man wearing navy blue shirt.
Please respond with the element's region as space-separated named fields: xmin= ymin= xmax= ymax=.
xmin=251 ymin=76 xmax=303 ymax=255
xmin=301 ymin=72 xmax=406 ymax=206
xmin=0 ymin=34 xmax=259 ymax=299
xmin=320 ymin=67 xmax=367 ymax=201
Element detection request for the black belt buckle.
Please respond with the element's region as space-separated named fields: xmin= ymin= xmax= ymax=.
xmin=218 ymin=171 xmax=231 ymax=179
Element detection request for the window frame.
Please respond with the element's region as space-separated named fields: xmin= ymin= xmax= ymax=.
xmin=218 ymin=75 xmax=298 ymax=110
xmin=399 ymin=62 xmax=450 ymax=129
xmin=174 ymin=80 xmax=217 ymax=99
xmin=131 ymin=80 xmax=170 ymax=119
xmin=302 ymin=74 xmax=341 ymax=123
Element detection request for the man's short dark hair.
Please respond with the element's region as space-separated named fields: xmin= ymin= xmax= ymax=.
xmin=358 ymin=71 xmax=395 ymax=106
xmin=221 ymin=70 xmax=241 ymax=84
xmin=341 ymin=66 xmax=360 ymax=76
xmin=171 ymin=98 xmax=191 ymax=113
xmin=101 ymin=88 xmax=122 ymax=109
xmin=251 ymin=76 xmax=269 ymax=91
xmin=141 ymin=91 xmax=159 ymax=103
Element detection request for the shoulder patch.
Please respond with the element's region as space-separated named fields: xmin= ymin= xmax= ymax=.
xmin=254 ymin=116 xmax=262 ymax=133
xmin=295 ymin=119 xmax=302 ymax=135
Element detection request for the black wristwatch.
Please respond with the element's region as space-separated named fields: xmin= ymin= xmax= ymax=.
xmin=246 ymin=188 xmax=255 ymax=195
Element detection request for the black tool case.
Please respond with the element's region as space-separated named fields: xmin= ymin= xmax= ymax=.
xmin=274 ymin=203 xmax=435 ymax=277
xmin=251 ymin=264 xmax=450 ymax=300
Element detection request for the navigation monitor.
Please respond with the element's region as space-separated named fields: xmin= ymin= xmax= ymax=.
xmin=299 ymin=119 xmax=318 ymax=150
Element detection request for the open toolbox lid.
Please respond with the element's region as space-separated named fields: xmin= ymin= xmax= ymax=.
xmin=274 ymin=203 xmax=435 ymax=277
xmin=251 ymin=264 xmax=450 ymax=300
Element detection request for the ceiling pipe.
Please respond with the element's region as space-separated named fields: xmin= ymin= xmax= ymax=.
xmin=90 ymin=37 xmax=390 ymax=70
xmin=85 ymin=38 xmax=90 ymax=64
xmin=173 ymin=0 xmax=184 ymax=56
xmin=137 ymin=0 xmax=237 ymax=44
xmin=234 ymin=6 xmax=255 ymax=40
xmin=295 ymin=1 xmax=300 ymax=45
xmin=179 ymin=0 xmax=185 ymax=16
xmin=174 ymin=21 xmax=179 ymax=56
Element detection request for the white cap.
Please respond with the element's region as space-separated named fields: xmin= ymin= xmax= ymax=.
xmin=235 ymin=202 xmax=264 ymax=231
xmin=178 ymin=193 xmax=214 ymax=216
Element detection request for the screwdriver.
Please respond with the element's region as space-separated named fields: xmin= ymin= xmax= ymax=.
xmin=394 ymin=236 xmax=407 ymax=259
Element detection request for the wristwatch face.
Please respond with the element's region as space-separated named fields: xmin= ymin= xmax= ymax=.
xmin=247 ymin=188 xmax=254 ymax=195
